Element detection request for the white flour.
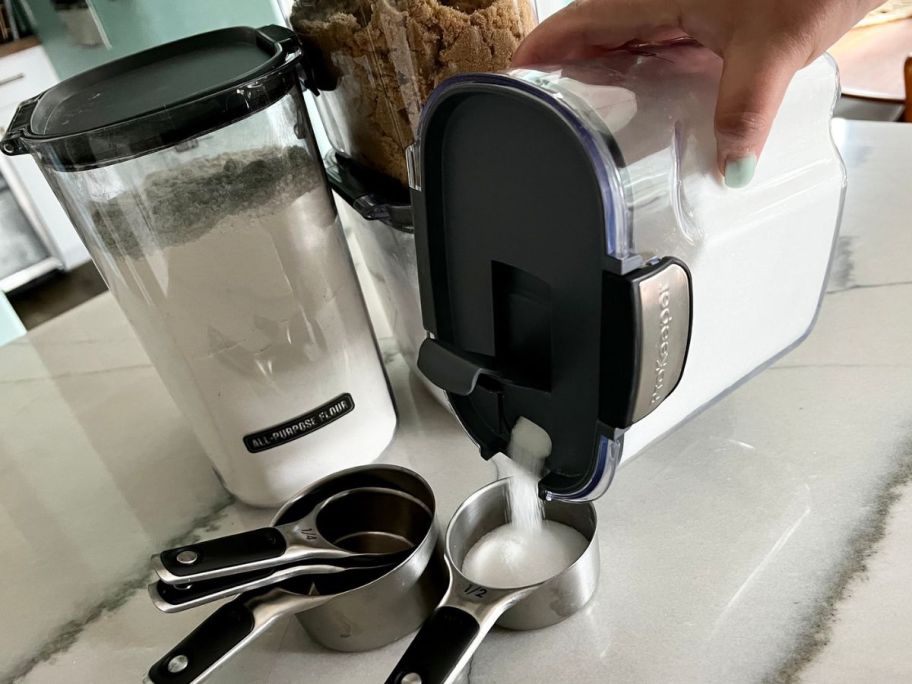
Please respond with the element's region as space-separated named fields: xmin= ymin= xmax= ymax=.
xmin=92 ymin=146 xmax=395 ymax=506
xmin=461 ymin=418 xmax=587 ymax=588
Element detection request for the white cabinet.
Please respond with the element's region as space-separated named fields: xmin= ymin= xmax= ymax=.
xmin=0 ymin=43 xmax=89 ymax=289
xmin=0 ymin=42 xmax=58 ymax=110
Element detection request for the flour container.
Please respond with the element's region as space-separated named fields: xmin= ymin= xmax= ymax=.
xmin=1 ymin=26 xmax=396 ymax=507
xmin=410 ymin=43 xmax=846 ymax=501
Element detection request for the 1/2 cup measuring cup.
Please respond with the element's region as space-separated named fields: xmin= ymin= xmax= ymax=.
xmin=386 ymin=478 xmax=600 ymax=684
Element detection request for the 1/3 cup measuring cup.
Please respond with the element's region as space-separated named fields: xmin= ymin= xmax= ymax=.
xmin=386 ymin=478 xmax=600 ymax=684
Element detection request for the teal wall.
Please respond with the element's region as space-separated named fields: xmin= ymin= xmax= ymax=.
xmin=21 ymin=0 xmax=283 ymax=79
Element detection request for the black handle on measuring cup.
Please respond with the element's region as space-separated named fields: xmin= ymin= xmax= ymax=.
xmin=385 ymin=607 xmax=482 ymax=684
xmin=158 ymin=528 xmax=287 ymax=580
xmin=147 ymin=600 xmax=255 ymax=684
xmin=152 ymin=566 xmax=279 ymax=609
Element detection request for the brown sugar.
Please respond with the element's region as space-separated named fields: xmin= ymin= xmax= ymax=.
xmin=291 ymin=0 xmax=536 ymax=186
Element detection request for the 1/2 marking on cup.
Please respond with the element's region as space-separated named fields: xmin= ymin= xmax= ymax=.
xmin=463 ymin=584 xmax=487 ymax=599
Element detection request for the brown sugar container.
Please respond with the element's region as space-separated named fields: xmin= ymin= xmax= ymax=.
xmin=286 ymin=0 xmax=538 ymax=187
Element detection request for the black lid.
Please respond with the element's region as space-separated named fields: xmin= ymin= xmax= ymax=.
xmin=1 ymin=25 xmax=303 ymax=170
xmin=411 ymin=75 xmax=692 ymax=503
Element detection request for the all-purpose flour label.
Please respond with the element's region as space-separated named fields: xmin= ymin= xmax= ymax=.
xmin=244 ymin=394 xmax=354 ymax=453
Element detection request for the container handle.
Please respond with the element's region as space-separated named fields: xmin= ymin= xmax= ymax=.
xmin=296 ymin=34 xmax=339 ymax=93
xmin=255 ymin=24 xmax=299 ymax=54
xmin=1 ymin=94 xmax=40 ymax=156
xmin=324 ymin=153 xmax=414 ymax=231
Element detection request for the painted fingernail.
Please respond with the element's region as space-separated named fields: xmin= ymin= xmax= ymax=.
xmin=724 ymin=154 xmax=757 ymax=189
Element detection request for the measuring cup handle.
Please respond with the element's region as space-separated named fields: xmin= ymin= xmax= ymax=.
xmin=147 ymin=599 xmax=255 ymax=684
xmin=155 ymin=528 xmax=287 ymax=582
xmin=385 ymin=606 xmax=486 ymax=684
xmin=149 ymin=566 xmax=280 ymax=612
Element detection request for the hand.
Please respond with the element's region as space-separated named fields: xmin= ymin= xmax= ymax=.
xmin=513 ymin=0 xmax=881 ymax=187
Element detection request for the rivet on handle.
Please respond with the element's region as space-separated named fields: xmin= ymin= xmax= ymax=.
xmin=167 ymin=655 xmax=189 ymax=673
xmin=175 ymin=550 xmax=199 ymax=565
xmin=400 ymin=674 xmax=422 ymax=684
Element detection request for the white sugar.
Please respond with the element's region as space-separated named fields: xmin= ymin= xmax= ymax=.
xmin=462 ymin=520 xmax=588 ymax=589
xmin=503 ymin=417 xmax=552 ymax=533
xmin=460 ymin=418 xmax=588 ymax=588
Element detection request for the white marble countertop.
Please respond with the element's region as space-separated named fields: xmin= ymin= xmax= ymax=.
xmin=2 ymin=120 xmax=912 ymax=684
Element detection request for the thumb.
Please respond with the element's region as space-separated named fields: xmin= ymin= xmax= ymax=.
xmin=715 ymin=44 xmax=805 ymax=188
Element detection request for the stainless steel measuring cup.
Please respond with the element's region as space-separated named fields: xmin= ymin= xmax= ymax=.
xmin=154 ymin=485 xmax=426 ymax=584
xmin=147 ymin=465 xmax=446 ymax=684
xmin=149 ymin=480 xmax=431 ymax=612
xmin=386 ymin=478 xmax=600 ymax=684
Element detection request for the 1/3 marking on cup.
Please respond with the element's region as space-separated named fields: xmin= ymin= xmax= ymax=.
xmin=463 ymin=584 xmax=487 ymax=599
xmin=298 ymin=527 xmax=318 ymax=542
xmin=244 ymin=394 xmax=354 ymax=453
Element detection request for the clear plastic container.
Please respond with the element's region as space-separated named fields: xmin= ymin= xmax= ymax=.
xmin=284 ymin=0 xmax=538 ymax=186
xmin=409 ymin=43 xmax=846 ymax=500
xmin=3 ymin=27 xmax=397 ymax=506
xmin=505 ymin=45 xmax=846 ymax=466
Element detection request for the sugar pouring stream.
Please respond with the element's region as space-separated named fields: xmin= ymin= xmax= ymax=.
xmin=462 ymin=418 xmax=590 ymax=589
xmin=502 ymin=417 xmax=550 ymax=534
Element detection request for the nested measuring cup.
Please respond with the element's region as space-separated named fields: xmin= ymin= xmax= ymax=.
xmin=154 ymin=486 xmax=427 ymax=584
xmin=150 ymin=485 xmax=430 ymax=612
xmin=387 ymin=478 xmax=600 ymax=684
xmin=148 ymin=465 xmax=446 ymax=683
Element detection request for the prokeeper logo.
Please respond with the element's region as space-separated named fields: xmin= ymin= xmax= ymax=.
xmin=650 ymin=282 xmax=673 ymax=406
xmin=244 ymin=393 xmax=354 ymax=453
xmin=631 ymin=258 xmax=690 ymax=424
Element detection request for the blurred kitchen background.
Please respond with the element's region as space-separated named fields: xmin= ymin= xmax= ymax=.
xmin=0 ymin=0 xmax=909 ymax=345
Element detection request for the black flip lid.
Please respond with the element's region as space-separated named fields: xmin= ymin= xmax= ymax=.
xmin=411 ymin=75 xmax=692 ymax=502
xmin=2 ymin=25 xmax=303 ymax=170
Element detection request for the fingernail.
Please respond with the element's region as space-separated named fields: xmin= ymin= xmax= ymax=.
xmin=724 ymin=154 xmax=757 ymax=189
